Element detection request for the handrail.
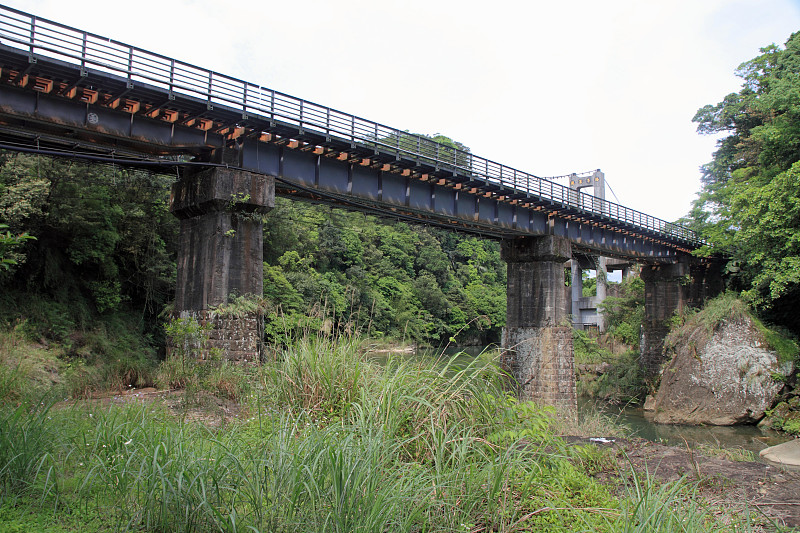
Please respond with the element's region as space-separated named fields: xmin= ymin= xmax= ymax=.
xmin=0 ymin=5 xmax=700 ymax=245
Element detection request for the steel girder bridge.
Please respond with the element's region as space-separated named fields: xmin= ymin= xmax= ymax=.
xmin=0 ymin=5 xmax=699 ymax=262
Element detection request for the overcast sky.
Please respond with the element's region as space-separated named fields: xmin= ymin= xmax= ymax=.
xmin=8 ymin=0 xmax=800 ymax=222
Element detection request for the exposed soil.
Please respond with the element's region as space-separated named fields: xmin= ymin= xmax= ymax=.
xmin=61 ymin=386 xmax=246 ymax=428
xmin=607 ymin=438 xmax=800 ymax=529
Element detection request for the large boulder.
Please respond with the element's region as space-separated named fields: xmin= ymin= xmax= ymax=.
xmin=652 ymin=305 xmax=792 ymax=425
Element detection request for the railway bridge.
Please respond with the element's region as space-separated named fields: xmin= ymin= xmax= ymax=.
xmin=0 ymin=6 xmax=720 ymax=411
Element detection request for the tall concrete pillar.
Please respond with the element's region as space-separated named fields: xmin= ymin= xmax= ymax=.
xmin=622 ymin=265 xmax=632 ymax=281
xmin=639 ymin=261 xmax=689 ymax=376
xmin=169 ymin=164 xmax=274 ymax=362
xmin=571 ymin=260 xmax=583 ymax=328
xmin=595 ymin=256 xmax=607 ymax=332
xmin=501 ymin=235 xmax=576 ymax=412
xmin=687 ymin=258 xmax=725 ymax=309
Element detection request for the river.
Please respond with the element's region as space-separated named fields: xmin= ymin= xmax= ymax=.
xmin=579 ymin=398 xmax=792 ymax=456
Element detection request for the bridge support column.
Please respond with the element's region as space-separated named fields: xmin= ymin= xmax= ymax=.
xmin=501 ymin=236 xmax=576 ymax=412
xmin=595 ymin=257 xmax=607 ymax=332
xmin=570 ymin=260 xmax=583 ymax=329
xmin=640 ymin=261 xmax=689 ymax=376
xmin=169 ymin=165 xmax=274 ymax=362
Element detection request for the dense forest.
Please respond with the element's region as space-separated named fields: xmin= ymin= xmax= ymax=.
xmin=0 ymin=143 xmax=507 ymax=354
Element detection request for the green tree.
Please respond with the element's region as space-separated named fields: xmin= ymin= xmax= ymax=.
xmin=689 ymin=31 xmax=800 ymax=333
xmin=0 ymin=152 xmax=177 ymax=339
xmin=0 ymin=224 xmax=34 ymax=272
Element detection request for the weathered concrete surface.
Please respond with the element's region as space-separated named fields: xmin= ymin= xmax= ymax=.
xmin=640 ymin=261 xmax=689 ymax=376
xmin=687 ymin=259 xmax=725 ymax=309
xmin=652 ymin=315 xmax=791 ymax=425
xmin=501 ymin=236 xmax=576 ymax=412
xmin=640 ymin=259 xmax=724 ymax=376
xmin=169 ymin=165 xmax=273 ymax=362
xmin=503 ymin=235 xmax=571 ymax=328
xmin=760 ymin=438 xmax=800 ymax=467
xmin=171 ymin=167 xmax=274 ymax=312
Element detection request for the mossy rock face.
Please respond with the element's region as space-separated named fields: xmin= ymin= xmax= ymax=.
xmin=653 ymin=296 xmax=795 ymax=426
xmin=763 ymin=392 xmax=800 ymax=434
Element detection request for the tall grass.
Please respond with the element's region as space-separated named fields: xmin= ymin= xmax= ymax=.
xmin=0 ymin=335 xmax=759 ymax=532
xmin=0 ymin=400 xmax=59 ymax=505
xmin=610 ymin=463 xmax=751 ymax=533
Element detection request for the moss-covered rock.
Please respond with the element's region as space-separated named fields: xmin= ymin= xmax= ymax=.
xmin=762 ymin=392 xmax=800 ymax=435
xmin=652 ymin=294 xmax=796 ymax=425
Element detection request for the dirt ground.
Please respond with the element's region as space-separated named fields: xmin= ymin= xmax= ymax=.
xmin=82 ymin=387 xmax=800 ymax=530
xmin=611 ymin=438 xmax=800 ymax=529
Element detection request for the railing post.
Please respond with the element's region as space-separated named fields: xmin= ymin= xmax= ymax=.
xmin=326 ymin=108 xmax=331 ymax=135
xmin=168 ymin=59 xmax=175 ymax=94
xmin=80 ymin=33 xmax=87 ymax=72
xmin=29 ymin=16 xmax=36 ymax=54
xmin=299 ymin=100 xmax=304 ymax=129
xmin=270 ymin=89 xmax=275 ymax=121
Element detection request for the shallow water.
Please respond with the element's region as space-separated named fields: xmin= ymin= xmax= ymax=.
xmin=373 ymin=345 xmax=793 ymax=457
xmin=580 ymin=398 xmax=792 ymax=456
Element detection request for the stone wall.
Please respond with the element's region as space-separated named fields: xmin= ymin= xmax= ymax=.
xmin=168 ymin=310 xmax=263 ymax=363
xmin=501 ymin=326 xmax=576 ymax=411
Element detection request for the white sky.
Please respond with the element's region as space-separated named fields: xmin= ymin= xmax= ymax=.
xmin=8 ymin=0 xmax=800 ymax=222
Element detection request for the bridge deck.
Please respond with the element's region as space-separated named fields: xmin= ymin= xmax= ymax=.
xmin=0 ymin=5 xmax=699 ymax=261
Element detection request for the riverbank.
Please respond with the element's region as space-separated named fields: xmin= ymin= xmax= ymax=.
xmin=2 ymin=333 xmax=797 ymax=531
xmin=610 ymin=437 xmax=800 ymax=529
xmin=34 ymin=385 xmax=800 ymax=531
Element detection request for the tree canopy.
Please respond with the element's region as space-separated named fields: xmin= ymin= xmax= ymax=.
xmin=0 ymin=134 xmax=508 ymax=348
xmin=689 ymin=31 xmax=800 ymax=334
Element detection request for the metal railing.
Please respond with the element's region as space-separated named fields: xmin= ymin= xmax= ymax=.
xmin=0 ymin=5 xmax=700 ymax=246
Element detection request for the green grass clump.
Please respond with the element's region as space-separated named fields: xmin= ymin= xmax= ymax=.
xmin=612 ymin=466 xmax=736 ymax=533
xmin=0 ymin=400 xmax=59 ymax=505
xmin=696 ymin=443 xmax=756 ymax=462
xmin=0 ymin=335 xmax=760 ymax=533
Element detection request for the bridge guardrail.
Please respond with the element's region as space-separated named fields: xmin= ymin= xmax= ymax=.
xmin=0 ymin=5 xmax=700 ymax=246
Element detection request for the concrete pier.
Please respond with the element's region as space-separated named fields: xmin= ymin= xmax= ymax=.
xmin=169 ymin=163 xmax=274 ymax=361
xmin=570 ymin=256 xmax=609 ymax=332
xmin=640 ymin=261 xmax=689 ymax=376
xmin=501 ymin=235 xmax=576 ymax=412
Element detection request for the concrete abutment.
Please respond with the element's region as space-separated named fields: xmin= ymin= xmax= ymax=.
xmin=169 ymin=163 xmax=274 ymax=362
xmin=501 ymin=235 xmax=577 ymax=412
